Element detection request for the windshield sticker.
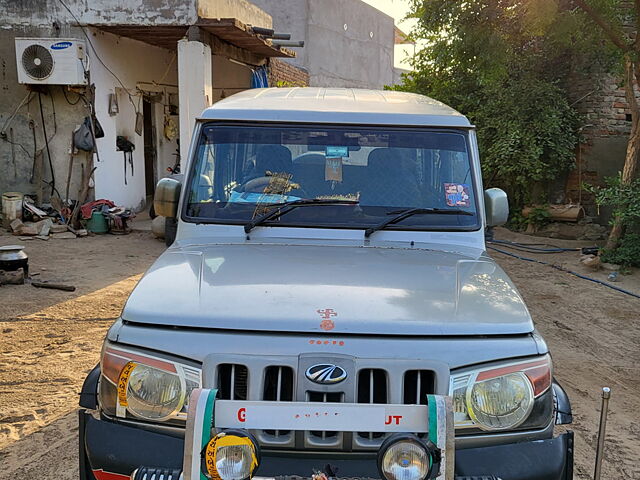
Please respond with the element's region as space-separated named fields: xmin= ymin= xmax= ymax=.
xmin=325 ymin=158 xmax=343 ymax=182
xmin=326 ymin=146 xmax=349 ymax=157
xmin=445 ymin=183 xmax=471 ymax=207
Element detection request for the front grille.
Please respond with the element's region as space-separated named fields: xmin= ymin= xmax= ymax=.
xmin=308 ymin=391 xmax=343 ymax=439
xmin=357 ymin=369 xmax=387 ymax=440
xmin=208 ymin=356 xmax=439 ymax=452
xmin=403 ymin=370 xmax=435 ymax=405
xmin=217 ymin=364 xmax=248 ymax=400
xmin=263 ymin=366 xmax=294 ymax=436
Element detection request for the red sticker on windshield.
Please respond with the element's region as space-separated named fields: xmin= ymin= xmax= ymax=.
xmin=445 ymin=183 xmax=471 ymax=207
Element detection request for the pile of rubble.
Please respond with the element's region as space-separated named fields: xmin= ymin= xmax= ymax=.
xmin=9 ymin=217 xmax=87 ymax=240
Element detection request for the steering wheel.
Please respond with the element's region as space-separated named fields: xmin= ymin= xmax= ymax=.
xmin=240 ymin=176 xmax=273 ymax=193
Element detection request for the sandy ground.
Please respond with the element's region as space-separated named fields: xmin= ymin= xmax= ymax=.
xmin=0 ymin=226 xmax=639 ymax=479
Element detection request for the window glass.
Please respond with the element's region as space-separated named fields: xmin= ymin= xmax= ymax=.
xmin=185 ymin=124 xmax=478 ymax=230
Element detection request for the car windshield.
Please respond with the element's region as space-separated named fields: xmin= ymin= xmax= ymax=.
xmin=184 ymin=124 xmax=479 ymax=231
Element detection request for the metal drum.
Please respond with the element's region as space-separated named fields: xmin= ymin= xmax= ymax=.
xmin=0 ymin=245 xmax=28 ymax=276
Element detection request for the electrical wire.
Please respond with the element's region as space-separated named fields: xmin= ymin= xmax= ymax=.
xmin=56 ymin=0 xmax=139 ymax=113
xmin=61 ymin=85 xmax=83 ymax=105
xmin=48 ymin=88 xmax=57 ymax=138
xmin=488 ymin=239 xmax=581 ymax=254
xmin=38 ymin=90 xmax=56 ymax=196
xmin=0 ymin=91 xmax=33 ymax=134
xmin=488 ymin=246 xmax=640 ymax=300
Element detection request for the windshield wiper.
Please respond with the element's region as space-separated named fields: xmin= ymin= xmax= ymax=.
xmin=244 ymin=199 xmax=359 ymax=233
xmin=364 ymin=207 xmax=474 ymax=238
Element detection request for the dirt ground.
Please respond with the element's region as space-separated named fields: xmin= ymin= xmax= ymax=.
xmin=0 ymin=226 xmax=639 ymax=479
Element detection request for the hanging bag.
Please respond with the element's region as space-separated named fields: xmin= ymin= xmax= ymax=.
xmin=73 ymin=116 xmax=94 ymax=151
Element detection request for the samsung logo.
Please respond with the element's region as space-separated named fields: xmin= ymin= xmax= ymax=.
xmin=51 ymin=41 xmax=72 ymax=50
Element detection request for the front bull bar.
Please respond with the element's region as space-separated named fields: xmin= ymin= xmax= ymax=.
xmin=132 ymin=388 xmax=456 ymax=480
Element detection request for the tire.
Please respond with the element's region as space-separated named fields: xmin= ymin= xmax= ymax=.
xmin=164 ymin=217 xmax=177 ymax=246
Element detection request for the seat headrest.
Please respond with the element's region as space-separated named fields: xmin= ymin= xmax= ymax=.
xmin=256 ymin=145 xmax=292 ymax=173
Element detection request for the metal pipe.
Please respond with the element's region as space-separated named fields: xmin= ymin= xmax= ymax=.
xmin=251 ymin=26 xmax=275 ymax=36
xmin=271 ymin=33 xmax=291 ymax=40
xmin=271 ymin=40 xmax=305 ymax=48
xmin=593 ymin=387 xmax=611 ymax=480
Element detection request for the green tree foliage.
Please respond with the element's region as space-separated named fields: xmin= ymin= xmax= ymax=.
xmin=586 ymin=173 xmax=640 ymax=227
xmin=394 ymin=0 xmax=605 ymax=208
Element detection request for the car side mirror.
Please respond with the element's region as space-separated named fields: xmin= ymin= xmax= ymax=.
xmin=154 ymin=177 xmax=182 ymax=219
xmin=484 ymin=188 xmax=509 ymax=226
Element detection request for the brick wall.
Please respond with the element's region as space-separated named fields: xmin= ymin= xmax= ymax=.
xmin=566 ymin=71 xmax=634 ymax=216
xmin=570 ymin=72 xmax=633 ymax=138
xmin=268 ymin=58 xmax=310 ymax=87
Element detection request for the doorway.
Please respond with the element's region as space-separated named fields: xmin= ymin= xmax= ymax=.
xmin=143 ymin=97 xmax=156 ymax=201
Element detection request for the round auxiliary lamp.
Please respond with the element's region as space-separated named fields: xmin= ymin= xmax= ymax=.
xmin=377 ymin=433 xmax=441 ymax=480
xmin=201 ymin=429 xmax=261 ymax=480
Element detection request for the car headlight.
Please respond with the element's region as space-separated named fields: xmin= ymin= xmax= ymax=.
xmin=98 ymin=345 xmax=201 ymax=423
xmin=377 ymin=434 xmax=439 ymax=480
xmin=450 ymin=356 xmax=551 ymax=431
xmin=204 ymin=430 xmax=260 ymax=480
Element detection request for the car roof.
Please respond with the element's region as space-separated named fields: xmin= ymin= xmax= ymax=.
xmin=201 ymin=87 xmax=472 ymax=128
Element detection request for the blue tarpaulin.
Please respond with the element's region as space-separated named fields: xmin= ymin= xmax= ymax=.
xmin=251 ymin=66 xmax=269 ymax=88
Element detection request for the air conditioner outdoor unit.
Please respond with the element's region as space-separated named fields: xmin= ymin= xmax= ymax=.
xmin=15 ymin=38 xmax=87 ymax=86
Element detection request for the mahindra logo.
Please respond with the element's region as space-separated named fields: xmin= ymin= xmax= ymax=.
xmin=305 ymin=364 xmax=347 ymax=385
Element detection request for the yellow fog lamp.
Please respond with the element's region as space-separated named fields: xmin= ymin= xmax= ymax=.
xmin=377 ymin=434 xmax=440 ymax=480
xmin=203 ymin=430 xmax=261 ymax=480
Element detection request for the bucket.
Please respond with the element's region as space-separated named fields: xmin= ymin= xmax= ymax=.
xmin=86 ymin=211 xmax=109 ymax=234
xmin=2 ymin=192 xmax=23 ymax=228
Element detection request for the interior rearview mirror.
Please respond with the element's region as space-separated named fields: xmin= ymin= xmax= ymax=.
xmin=484 ymin=188 xmax=509 ymax=227
xmin=154 ymin=177 xmax=182 ymax=219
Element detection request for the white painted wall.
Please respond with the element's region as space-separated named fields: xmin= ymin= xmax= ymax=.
xmin=90 ymin=29 xmax=178 ymax=210
xmin=177 ymin=39 xmax=212 ymax=169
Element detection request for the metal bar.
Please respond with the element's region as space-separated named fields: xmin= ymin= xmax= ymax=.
xmin=369 ymin=370 xmax=374 ymax=440
xmin=214 ymin=400 xmax=430 ymax=432
xmin=275 ymin=367 xmax=282 ymax=437
xmin=369 ymin=370 xmax=374 ymax=403
xmin=271 ymin=40 xmax=305 ymax=47
xmin=230 ymin=365 xmax=235 ymax=400
xmin=322 ymin=392 xmax=327 ymax=440
xmin=251 ymin=26 xmax=275 ymax=36
xmin=416 ymin=372 xmax=422 ymax=405
xmin=593 ymin=387 xmax=611 ymax=480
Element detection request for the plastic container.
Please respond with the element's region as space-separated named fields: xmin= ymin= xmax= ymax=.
xmin=2 ymin=192 xmax=23 ymax=228
xmin=86 ymin=211 xmax=109 ymax=234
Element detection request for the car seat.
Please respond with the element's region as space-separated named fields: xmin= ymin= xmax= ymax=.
xmin=360 ymin=148 xmax=421 ymax=207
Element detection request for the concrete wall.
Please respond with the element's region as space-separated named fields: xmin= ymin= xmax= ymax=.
xmin=0 ymin=0 xmax=272 ymax=210
xmin=0 ymin=23 xmax=178 ymax=210
xmin=252 ymin=0 xmax=395 ymax=89
xmin=211 ymin=55 xmax=253 ymax=103
xmin=198 ymin=0 xmax=272 ymax=29
xmin=1 ymin=0 xmax=196 ymax=27
xmin=0 ymin=23 xmax=86 ymax=204
xmin=0 ymin=0 xmax=271 ymax=29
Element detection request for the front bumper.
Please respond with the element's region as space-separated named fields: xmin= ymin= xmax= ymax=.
xmin=79 ymin=410 xmax=573 ymax=480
